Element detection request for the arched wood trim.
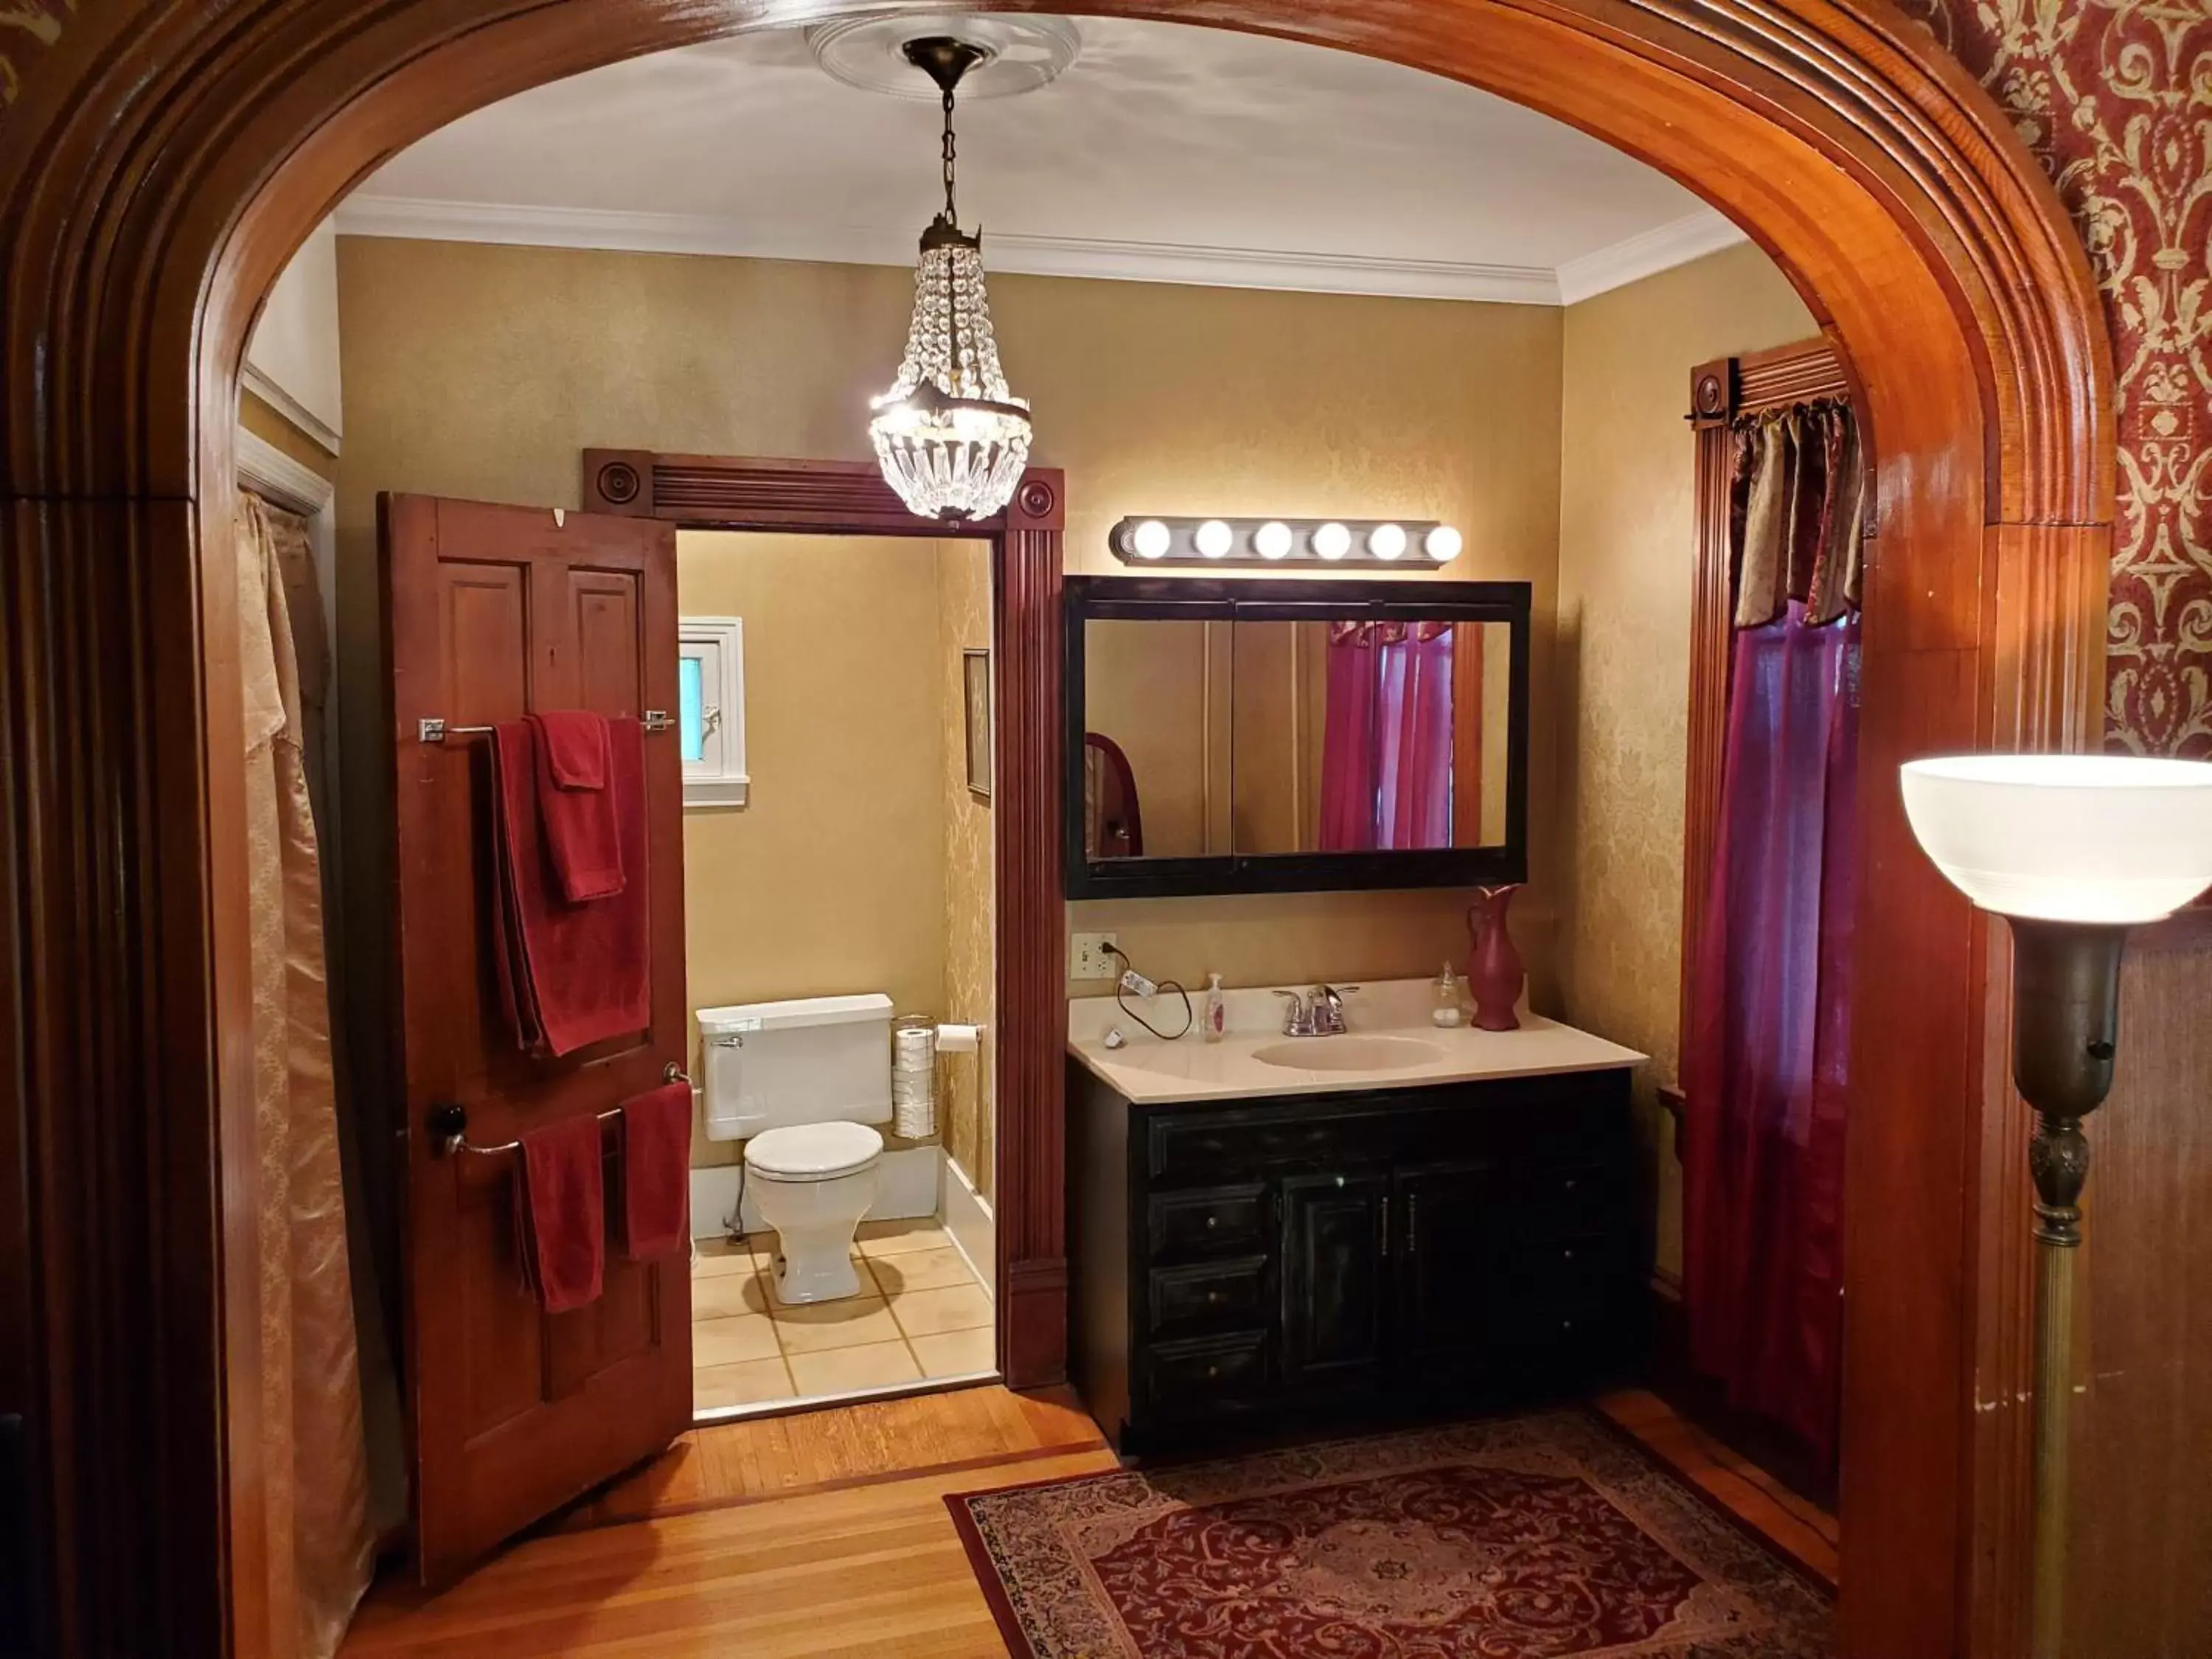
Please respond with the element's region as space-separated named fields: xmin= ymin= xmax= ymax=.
xmin=0 ymin=4 xmax=2111 ymax=1657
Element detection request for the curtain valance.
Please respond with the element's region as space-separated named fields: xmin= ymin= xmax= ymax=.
xmin=1731 ymin=399 xmax=1865 ymax=629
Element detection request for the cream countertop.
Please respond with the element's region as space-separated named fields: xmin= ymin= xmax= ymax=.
xmin=1067 ymin=977 xmax=1646 ymax=1105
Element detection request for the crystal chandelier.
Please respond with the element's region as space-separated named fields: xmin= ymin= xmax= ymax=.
xmin=869 ymin=38 xmax=1033 ymax=523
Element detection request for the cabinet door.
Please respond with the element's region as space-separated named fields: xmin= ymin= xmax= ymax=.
xmin=1394 ymin=1161 xmax=1503 ymax=1380
xmin=1279 ymin=1172 xmax=1391 ymax=1394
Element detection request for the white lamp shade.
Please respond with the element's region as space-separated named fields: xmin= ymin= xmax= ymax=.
xmin=1899 ymin=754 xmax=2212 ymax=924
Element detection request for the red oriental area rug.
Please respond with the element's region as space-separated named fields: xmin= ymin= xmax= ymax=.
xmin=947 ymin=1408 xmax=1833 ymax=1658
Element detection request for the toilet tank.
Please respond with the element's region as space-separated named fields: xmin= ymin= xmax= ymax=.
xmin=698 ymin=992 xmax=894 ymax=1142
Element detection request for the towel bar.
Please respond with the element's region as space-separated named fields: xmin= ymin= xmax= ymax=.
xmin=430 ymin=1062 xmax=691 ymax=1158
xmin=419 ymin=711 xmax=674 ymax=743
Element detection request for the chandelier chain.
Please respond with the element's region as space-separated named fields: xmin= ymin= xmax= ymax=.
xmin=941 ymin=83 xmax=959 ymax=225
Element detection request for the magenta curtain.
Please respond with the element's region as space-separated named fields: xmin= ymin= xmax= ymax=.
xmin=1683 ymin=601 xmax=1858 ymax=1460
xmin=1318 ymin=624 xmax=1453 ymax=851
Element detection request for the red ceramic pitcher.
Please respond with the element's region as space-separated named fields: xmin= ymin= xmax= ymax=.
xmin=1466 ymin=884 xmax=1524 ymax=1032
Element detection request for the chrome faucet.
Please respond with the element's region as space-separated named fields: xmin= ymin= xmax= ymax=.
xmin=1313 ymin=984 xmax=1360 ymax=1035
xmin=1273 ymin=984 xmax=1360 ymax=1037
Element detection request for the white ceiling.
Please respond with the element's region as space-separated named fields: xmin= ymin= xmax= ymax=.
xmin=341 ymin=17 xmax=1746 ymax=306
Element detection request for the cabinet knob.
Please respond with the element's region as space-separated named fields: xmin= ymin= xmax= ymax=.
xmin=1206 ymin=1365 xmax=1220 ymax=1380
xmin=1205 ymin=1215 xmax=1218 ymax=1230
xmin=1561 ymin=1319 xmax=1574 ymax=1332
xmin=1563 ymin=1179 xmax=1578 ymax=1192
xmin=1334 ymin=1175 xmax=1346 ymax=1189
xmin=1562 ymin=1248 xmax=1575 ymax=1262
xmin=1208 ymin=1290 xmax=1222 ymax=1304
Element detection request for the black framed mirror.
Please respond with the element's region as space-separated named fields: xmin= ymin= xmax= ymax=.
xmin=1065 ymin=577 xmax=1531 ymax=898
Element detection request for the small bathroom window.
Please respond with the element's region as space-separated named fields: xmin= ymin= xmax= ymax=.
xmin=679 ymin=616 xmax=748 ymax=808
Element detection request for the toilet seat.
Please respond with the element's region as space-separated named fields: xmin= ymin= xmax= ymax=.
xmin=744 ymin=1121 xmax=883 ymax=1183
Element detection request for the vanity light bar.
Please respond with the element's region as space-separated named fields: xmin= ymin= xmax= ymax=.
xmin=1110 ymin=515 xmax=1462 ymax=568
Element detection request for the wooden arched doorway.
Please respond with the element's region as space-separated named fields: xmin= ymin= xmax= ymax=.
xmin=0 ymin=3 xmax=2110 ymax=1656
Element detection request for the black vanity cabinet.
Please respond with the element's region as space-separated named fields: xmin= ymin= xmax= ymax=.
xmin=1067 ymin=1063 xmax=1645 ymax=1451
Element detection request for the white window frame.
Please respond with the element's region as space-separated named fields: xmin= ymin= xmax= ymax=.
xmin=679 ymin=616 xmax=748 ymax=809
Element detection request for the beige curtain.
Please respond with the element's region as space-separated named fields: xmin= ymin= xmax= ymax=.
xmin=237 ymin=492 xmax=374 ymax=1657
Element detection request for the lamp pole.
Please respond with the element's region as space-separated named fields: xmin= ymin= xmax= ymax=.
xmin=2006 ymin=918 xmax=2128 ymax=1659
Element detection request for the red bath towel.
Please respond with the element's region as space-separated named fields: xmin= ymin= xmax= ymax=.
xmin=489 ymin=715 xmax=651 ymax=1057
xmin=619 ymin=1081 xmax=692 ymax=1259
xmin=526 ymin=711 xmax=623 ymax=902
xmin=517 ymin=1112 xmax=606 ymax=1313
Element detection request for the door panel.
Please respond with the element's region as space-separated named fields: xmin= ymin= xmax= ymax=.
xmin=384 ymin=494 xmax=689 ymax=1587
xmin=1394 ymin=1161 xmax=1502 ymax=1379
xmin=1279 ymin=1173 xmax=1389 ymax=1394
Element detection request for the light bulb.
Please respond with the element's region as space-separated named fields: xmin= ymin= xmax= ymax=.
xmin=1369 ymin=523 xmax=1408 ymax=560
xmin=1131 ymin=519 xmax=1172 ymax=560
xmin=1195 ymin=519 xmax=1234 ymax=560
xmin=1425 ymin=525 xmax=1463 ymax=563
xmin=1255 ymin=521 xmax=1293 ymax=560
xmin=1313 ymin=522 xmax=1352 ymax=561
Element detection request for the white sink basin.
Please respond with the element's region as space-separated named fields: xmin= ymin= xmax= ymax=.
xmin=1250 ymin=1035 xmax=1446 ymax=1073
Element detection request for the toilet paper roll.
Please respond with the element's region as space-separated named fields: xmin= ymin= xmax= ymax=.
xmin=936 ymin=1023 xmax=982 ymax=1054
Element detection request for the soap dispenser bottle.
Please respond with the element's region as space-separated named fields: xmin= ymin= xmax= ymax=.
xmin=1432 ymin=962 xmax=1465 ymax=1028
xmin=1203 ymin=973 xmax=1228 ymax=1043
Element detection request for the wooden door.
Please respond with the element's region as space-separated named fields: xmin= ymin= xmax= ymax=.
xmin=1278 ymin=1172 xmax=1390 ymax=1394
xmin=383 ymin=494 xmax=690 ymax=1586
xmin=1391 ymin=1161 xmax=1500 ymax=1382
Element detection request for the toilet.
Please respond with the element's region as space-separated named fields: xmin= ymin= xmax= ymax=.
xmin=698 ymin=992 xmax=893 ymax=1305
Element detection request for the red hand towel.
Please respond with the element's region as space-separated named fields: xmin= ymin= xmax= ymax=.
xmin=490 ymin=717 xmax=652 ymax=1057
xmin=517 ymin=1112 xmax=605 ymax=1314
xmin=526 ymin=711 xmax=623 ymax=902
xmin=619 ymin=1081 xmax=692 ymax=1259
xmin=535 ymin=709 xmax=608 ymax=789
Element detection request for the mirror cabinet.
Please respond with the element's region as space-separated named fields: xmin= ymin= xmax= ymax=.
xmin=1065 ymin=577 xmax=1530 ymax=897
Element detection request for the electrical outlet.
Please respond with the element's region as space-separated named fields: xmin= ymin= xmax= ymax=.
xmin=1069 ymin=931 xmax=1120 ymax=982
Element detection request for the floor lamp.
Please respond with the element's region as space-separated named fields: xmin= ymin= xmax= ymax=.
xmin=1901 ymin=754 xmax=2212 ymax=1659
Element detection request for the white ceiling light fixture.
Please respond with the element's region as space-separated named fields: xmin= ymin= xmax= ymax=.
xmin=1109 ymin=517 xmax=1460 ymax=566
xmin=867 ymin=35 xmax=1034 ymax=523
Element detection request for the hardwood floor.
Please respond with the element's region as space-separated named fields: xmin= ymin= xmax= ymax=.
xmin=1595 ymin=1388 xmax=1841 ymax=1583
xmin=344 ymin=1384 xmax=1836 ymax=1656
xmin=343 ymin=1385 xmax=1113 ymax=1658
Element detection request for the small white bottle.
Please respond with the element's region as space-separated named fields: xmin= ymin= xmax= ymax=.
xmin=1432 ymin=962 xmax=1465 ymax=1028
xmin=1203 ymin=973 xmax=1228 ymax=1043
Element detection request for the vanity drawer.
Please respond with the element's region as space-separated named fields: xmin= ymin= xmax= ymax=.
xmin=1141 ymin=1332 xmax=1270 ymax=1418
xmin=1149 ymin=1110 xmax=1377 ymax=1183
xmin=1149 ymin=1184 xmax=1268 ymax=1259
xmin=1510 ymin=1160 xmax=1630 ymax=1234
xmin=1148 ymin=1256 xmax=1270 ymax=1340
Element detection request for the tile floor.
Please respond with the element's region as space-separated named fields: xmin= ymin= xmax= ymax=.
xmin=692 ymin=1217 xmax=997 ymax=1414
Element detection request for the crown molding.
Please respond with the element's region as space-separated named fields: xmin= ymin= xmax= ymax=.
xmin=1555 ymin=209 xmax=1747 ymax=305
xmin=333 ymin=195 xmax=1748 ymax=307
xmin=239 ymin=361 xmax=343 ymax=455
xmin=233 ymin=425 xmax=335 ymax=516
xmin=334 ymin=195 xmax=1563 ymax=304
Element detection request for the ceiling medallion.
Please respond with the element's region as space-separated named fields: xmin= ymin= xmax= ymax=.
xmin=807 ymin=14 xmax=1082 ymax=101
xmin=865 ymin=33 xmax=1037 ymax=523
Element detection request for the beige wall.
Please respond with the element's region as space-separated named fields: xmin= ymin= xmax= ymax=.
xmin=333 ymin=236 xmax=1568 ymax=1016
xmin=677 ymin=532 xmax=949 ymax=1167
xmin=1553 ymin=243 xmax=1816 ymax=1282
xmin=937 ymin=543 xmax=996 ymax=1197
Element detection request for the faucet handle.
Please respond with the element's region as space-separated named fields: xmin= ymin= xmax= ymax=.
xmin=1273 ymin=988 xmax=1315 ymax=1036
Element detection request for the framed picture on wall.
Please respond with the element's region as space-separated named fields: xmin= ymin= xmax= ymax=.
xmin=964 ymin=647 xmax=992 ymax=801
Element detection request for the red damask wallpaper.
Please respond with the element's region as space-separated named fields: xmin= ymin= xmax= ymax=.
xmin=1904 ymin=0 xmax=2212 ymax=755
xmin=0 ymin=0 xmax=2204 ymax=751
